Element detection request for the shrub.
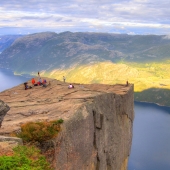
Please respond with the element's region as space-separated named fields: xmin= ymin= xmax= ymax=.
xmin=16 ymin=119 xmax=64 ymax=143
xmin=0 ymin=145 xmax=53 ymax=170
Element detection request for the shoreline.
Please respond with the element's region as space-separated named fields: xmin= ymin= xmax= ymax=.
xmin=134 ymin=100 xmax=170 ymax=109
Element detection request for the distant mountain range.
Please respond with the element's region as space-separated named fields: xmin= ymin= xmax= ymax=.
xmin=1 ymin=32 xmax=170 ymax=106
xmin=1 ymin=32 xmax=170 ymax=72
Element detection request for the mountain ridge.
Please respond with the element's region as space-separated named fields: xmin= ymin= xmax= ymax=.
xmin=1 ymin=32 xmax=170 ymax=72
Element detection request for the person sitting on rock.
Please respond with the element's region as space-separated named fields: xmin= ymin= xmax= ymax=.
xmin=42 ymin=79 xmax=47 ymax=87
xmin=37 ymin=78 xmax=43 ymax=86
xmin=68 ymin=84 xmax=74 ymax=89
xmin=32 ymin=78 xmax=35 ymax=85
xmin=24 ymin=82 xmax=32 ymax=90
xmin=43 ymin=79 xmax=47 ymax=84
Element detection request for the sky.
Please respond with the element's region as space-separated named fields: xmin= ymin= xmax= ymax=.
xmin=1 ymin=0 xmax=170 ymax=35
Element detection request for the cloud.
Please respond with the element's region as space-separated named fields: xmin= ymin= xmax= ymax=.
xmin=1 ymin=0 xmax=170 ymax=34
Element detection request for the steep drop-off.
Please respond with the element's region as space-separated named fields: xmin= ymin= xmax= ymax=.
xmin=0 ymin=78 xmax=134 ymax=170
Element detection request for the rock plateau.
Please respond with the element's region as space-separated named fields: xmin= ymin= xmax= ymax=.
xmin=0 ymin=78 xmax=134 ymax=170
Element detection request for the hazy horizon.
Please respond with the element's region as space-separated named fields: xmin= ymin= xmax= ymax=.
xmin=1 ymin=31 xmax=170 ymax=36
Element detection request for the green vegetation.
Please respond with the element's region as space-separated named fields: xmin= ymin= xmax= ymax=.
xmin=16 ymin=119 xmax=64 ymax=143
xmin=0 ymin=145 xmax=53 ymax=170
xmin=2 ymin=119 xmax=64 ymax=170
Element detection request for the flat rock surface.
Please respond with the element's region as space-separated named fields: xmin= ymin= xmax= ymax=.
xmin=0 ymin=77 xmax=132 ymax=135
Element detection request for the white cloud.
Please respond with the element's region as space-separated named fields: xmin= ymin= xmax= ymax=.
xmin=0 ymin=0 xmax=170 ymax=34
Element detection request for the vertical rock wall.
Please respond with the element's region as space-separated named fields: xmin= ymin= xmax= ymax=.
xmin=43 ymin=86 xmax=134 ymax=170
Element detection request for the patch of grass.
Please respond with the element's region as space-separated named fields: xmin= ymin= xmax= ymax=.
xmin=0 ymin=145 xmax=53 ymax=170
xmin=16 ymin=119 xmax=64 ymax=143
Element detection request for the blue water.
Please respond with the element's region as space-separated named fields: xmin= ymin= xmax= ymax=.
xmin=0 ymin=68 xmax=30 ymax=92
xmin=0 ymin=69 xmax=170 ymax=169
xmin=128 ymin=102 xmax=170 ymax=170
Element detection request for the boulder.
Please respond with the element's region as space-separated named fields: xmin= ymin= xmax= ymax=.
xmin=0 ymin=100 xmax=10 ymax=127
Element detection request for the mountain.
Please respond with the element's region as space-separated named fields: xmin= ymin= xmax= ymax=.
xmin=0 ymin=32 xmax=170 ymax=105
xmin=0 ymin=35 xmax=22 ymax=53
xmin=1 ymin=32 xmax=170 ymax=72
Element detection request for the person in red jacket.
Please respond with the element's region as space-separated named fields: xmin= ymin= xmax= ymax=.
xmin=32 ymin=78 xmax=35 ymax=85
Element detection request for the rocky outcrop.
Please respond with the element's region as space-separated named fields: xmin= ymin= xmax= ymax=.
xmin=0 ymin=78 xmax=134 ymax=170
xmin=43 ymin=87 xmax=134 ymax=170
xmin=0 ymin=100 xmax=10 ymax=127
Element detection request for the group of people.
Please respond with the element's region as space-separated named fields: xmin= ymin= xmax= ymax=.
xmin=24 ymin=72 xmax=74 ymax=90
xmin=32 ymin=77 xmax=47 ymax=87
xmin=24 ymin=72 xmax=47 ymax=90
xmin=24 ymin=78 xmax=47 ymax=90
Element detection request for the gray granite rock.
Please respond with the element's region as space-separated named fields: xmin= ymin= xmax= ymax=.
xmin=0 ymin=100 xmax=10 ymax=127
xmin=0 ymin=136 xmax=23 ymax=145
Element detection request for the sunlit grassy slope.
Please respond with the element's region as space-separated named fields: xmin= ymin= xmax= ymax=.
xmin=41 ymin=61 xmax=170 ymax=92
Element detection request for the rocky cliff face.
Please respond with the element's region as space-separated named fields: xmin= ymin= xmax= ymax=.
xmin=0 ymin=100 xmax=10 ymax=127
xmin=0 ymin=78 xmax=134 ymax=170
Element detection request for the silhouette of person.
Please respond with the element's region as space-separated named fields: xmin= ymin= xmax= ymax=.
xmin=63 ymin=76 xmax=66 ymax=83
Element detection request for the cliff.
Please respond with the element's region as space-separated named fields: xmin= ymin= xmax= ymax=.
xmin=0 ymin=78 xmax=134 ymax=170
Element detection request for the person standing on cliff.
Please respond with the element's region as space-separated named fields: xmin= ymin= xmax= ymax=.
xmin=126 ymin=80 xmax=129 ymax=86
xmin=63 ymin=76 xmax=66 ymax=83
xmin=38 ymin=71 xmax=40 ymax=78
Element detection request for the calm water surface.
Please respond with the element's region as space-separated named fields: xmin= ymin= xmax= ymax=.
xmin=0 ymin=68 xmax=30 ymax=92
xmin=128 ymin=102 xmax=170 ymax=170
xmin=0 ymin=69 xmax=170 ymax=170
